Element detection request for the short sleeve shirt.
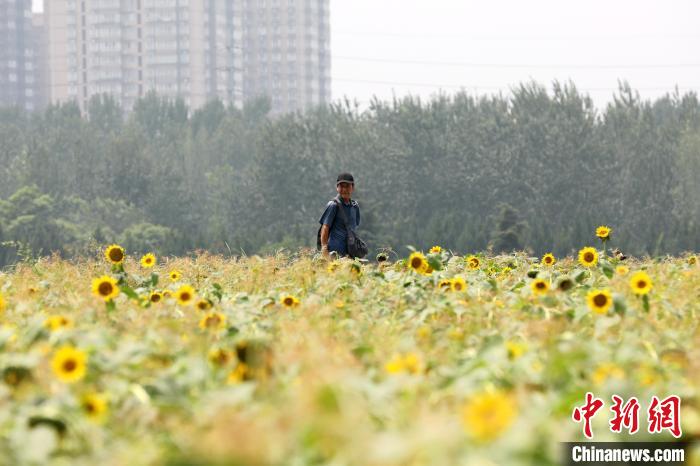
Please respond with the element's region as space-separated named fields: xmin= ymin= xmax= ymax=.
xmin=319 ymin=198 xmax=360 ymax=255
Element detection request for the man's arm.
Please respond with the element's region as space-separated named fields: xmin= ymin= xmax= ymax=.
xmin=320 ymin=224 xmax=330 ymax=257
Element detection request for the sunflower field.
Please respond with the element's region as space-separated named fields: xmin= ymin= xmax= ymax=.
xmin=0 ymin=234 xmax=699 ymax=465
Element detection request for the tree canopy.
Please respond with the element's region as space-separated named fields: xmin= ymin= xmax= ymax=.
xmin=1 ymin=83 xmax=699 ymax=266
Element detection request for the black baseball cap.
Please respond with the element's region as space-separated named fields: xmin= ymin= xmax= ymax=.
xmin=336 ymin=172 xmax=355 ymax=185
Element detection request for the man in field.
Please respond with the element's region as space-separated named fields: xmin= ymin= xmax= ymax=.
xmin=318 ymin=173 xmax=361 ymax=259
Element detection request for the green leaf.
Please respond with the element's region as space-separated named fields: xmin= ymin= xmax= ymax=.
xmin=316 ymin=385 xmax=340 ymax=414
xmin=601 ymin=264 xmax=614 ymax=279
xmin=120 ymin=285 xmax=139 ymax=300
xmin=573 ymin=269 xmax=588 ymax=283
xmin=426 ymin=255 xmax=443 ymax=272
xmin=211 ymin=283 xmax=223 ymax=302
xmin=510 ymin=281 xmax=526 ymax=291
xmin=351 ymin=345 xmax=373 ymax=358
xmin=540 ymin=295 xmax=558 ymax=308
xmin=613 ymin=295 xmax=627 ymax=316
xmin=150 ymin=273 xmax=159 ymax=287
xmin=642 ymin=294 xmax=650 ymax=313
xmin=105 ymin=299 xmax=116 ymax=312
xmin=28 ymin=415 xmax=66 ymax=435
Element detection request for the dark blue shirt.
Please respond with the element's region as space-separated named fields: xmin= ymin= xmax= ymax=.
xmin=319 ymin=198 xmax=360 ymax=255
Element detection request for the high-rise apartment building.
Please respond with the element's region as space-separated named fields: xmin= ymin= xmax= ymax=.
xmin=45 ymin=0 xmax=243 ymax=112
xmin=43 ymin=0 xmax=330 ymax=115
xmin=237 ymin=0 xmax=330 ymax=114
xmin=0 ymin=0 xmax=38 ymax=111
xmin=32 ymin=11 xmax=49 ymax=110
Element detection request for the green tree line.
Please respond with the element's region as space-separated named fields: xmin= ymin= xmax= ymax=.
xmin=1 ymin=81 xmax=699 ymax=266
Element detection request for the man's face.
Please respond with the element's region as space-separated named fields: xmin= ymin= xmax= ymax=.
xmin=336 ymin=182 xmax=354 ymax=199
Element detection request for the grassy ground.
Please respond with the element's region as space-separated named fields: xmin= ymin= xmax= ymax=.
xmin=0 ymin=247 xmax=698 ymax=465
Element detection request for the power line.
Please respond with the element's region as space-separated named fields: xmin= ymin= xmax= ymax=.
xmin=332 ymin=77 xmax=699 ymax=93
xmin=333 ymin=78 xmax=495 ymax=90
xmin=333 ymin=55 xmax=700 ymax=70
xmin=334 ymin=30 xmax=700 ymax=42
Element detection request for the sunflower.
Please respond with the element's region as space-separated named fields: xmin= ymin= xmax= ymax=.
xmin=384 ymin=352 xmax=422 ymax=375
xmin=140 ymin=253 xmax=156 ymax=268
xmin=384 ymin=354 xmax=405 ymax=374
xmin=596 ymin=225 xmax=612 ymax=240
xmin=531 ymin=278 xmax=549 ymax=295
xmin=578 ymin=247 xmax=598 ymax=267
xmin=402 ymin=352 xmax=422 ymax=374
xmin=407 ymin=252 xmax=429 ymax=274
xmin=44 ymin=315 xmax=73 ymax=331
xmin=92 ymin=276 xmax=120 ymax=302
xmin=169 ymin=270 xmax=182 ymax=282
xmin=199 ymin=312 xmax=227 ymax=330
xmin=208 ymin=348 xmax=233 ymax=366
xmin=466 ymin=255 xmax=481 ymax=270
xmin=586 ymin=289 xmax=613 ymax=314
xmin=51 ymin=346 xmax=87 ymax=383
xmin=281 ymin=295 xmax=300 ymax=308
xmin=333 ymin=300 xmax=345 ymax=309
xmin=227 ymin=363 xmax=249 ymax=384
xmin=637 ymin=365 xmax=659 ymax=387
xmin=174 ymin=285 xmax=196 ymax=306
xmin=81 ymin=392 xmax=108 ymax=422
xmin=591 ymin=362 xmax=624 ymax=386
xmin=196 ymin=299 xmax=213 ymax=311
xmin=416 ymin=325 xmax=431 ymax=340
xmin=616 ymin=265 xmax=629 ymax=276
xmin=541 ymin=253 xmax=556 ymax=266
xmin=451 ymin=276 xmax=467 ymax=292
xmin=629 ymin=271 xmax=652 ymax=295
xmin=437 ymin=279 xmax=452 ymax=291
xmin=429 ymin=245 xmax=442 ymax=254
xmin=462 ymin=390 xmax=518 ymax=442
xmin=0 ymin=293 xmax=5 ymax=312
xmin=149 ymin=291 xmax=163 ymax=304
xmin=688 ymin=256 xmax=697 ymax=266
xmin=556 ymin=277 xmax=574 ymax=292
xmin=448 ymin=327 xmax=465 ymax=341
xmin=104 ymin=244 xmax=125 ymax=265
xmin=3 ymin=367 xmax=30 ymax=387
xmin=505 ymin=341 xmax=527 ymax=359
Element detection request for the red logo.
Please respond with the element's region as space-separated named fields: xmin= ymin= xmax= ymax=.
xmin=572 ymin=393 xmax=682 ymax=439
xmin=572 ymin=392 xmax=605 ymax=439
xmin=648 ymin=395 xmax=682 ymax=438
xmin=609 ymin=395 xmax=640 ymax=434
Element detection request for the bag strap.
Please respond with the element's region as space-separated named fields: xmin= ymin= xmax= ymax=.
xmin=333 ymin=196 xmax=353 ymax=234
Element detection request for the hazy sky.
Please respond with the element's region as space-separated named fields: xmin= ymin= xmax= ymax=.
xmin=331 ymin=0 xmax=700 ymax=109
xmin=34 ymin=0 xmax=700 ymax=110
